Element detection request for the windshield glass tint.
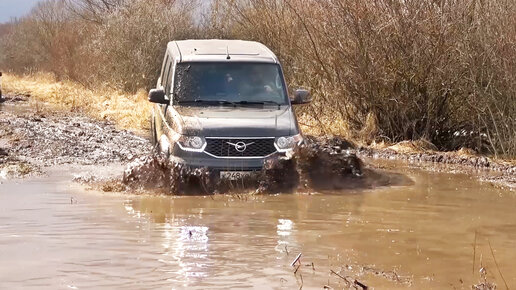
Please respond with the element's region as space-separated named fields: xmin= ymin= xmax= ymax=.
xmin=173 ymin=62 xmax=287 ymax=105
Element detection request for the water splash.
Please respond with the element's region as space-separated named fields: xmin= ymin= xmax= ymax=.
xmin=80 ymin=136 xmax=407 ymax=195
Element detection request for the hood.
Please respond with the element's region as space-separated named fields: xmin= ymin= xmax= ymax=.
xmin=169 ymin=105 xmax=298 ymax=137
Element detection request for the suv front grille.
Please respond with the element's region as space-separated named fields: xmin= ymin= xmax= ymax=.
xmin=205 ymin=138 xmax=277 ymax=157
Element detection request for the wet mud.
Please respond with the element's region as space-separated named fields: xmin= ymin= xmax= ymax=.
xmin=113 ymin=135 xmax=378 ymax=195
xmin=0 ymin=98 xmax=151 ymax=178
xmin=359 ymin=146 xmax=515 ymax=173
xmin=358 ymin=146 xmax=516 ymax=190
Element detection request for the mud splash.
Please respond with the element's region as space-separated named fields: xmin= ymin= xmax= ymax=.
xmin=81 ymin=136 xmax=409 ymax=195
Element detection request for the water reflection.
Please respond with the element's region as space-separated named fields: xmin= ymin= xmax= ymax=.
xmin=124 ymin=200 xmax=211 ymax=284
xmin=277 ymin=219 xmax=293 ymax=236
xmin=275 ymin=219 xmax=294 ymax=255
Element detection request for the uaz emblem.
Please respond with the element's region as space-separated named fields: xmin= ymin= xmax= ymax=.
xmin=227 ymin=141 xmax=255 ymax=152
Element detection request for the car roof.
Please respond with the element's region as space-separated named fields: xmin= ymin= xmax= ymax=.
xmin=167 ymin=39 xmax=279 ymax=64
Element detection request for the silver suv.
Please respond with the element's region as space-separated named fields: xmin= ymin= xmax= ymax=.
xmin=148 ymin=40 xmax=311 ymax=179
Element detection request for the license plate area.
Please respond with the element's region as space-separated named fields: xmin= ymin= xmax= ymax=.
xmin=220 ymin=171 xmax=255 ymax=180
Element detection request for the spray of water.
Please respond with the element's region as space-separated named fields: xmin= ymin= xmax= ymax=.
xmin=81 ymin=136 xmax=406 ymax=195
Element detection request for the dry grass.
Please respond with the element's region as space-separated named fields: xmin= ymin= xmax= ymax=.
xmin=387 ymin=140 xmax=439 ymax=154
xmin=3 ymin=73 xmax=151 ymax=131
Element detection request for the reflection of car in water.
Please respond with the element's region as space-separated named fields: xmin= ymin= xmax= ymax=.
xmin=148 ymin=39 xmax=311 ymax=179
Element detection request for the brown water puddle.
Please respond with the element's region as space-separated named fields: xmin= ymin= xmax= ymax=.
xmin=0 ymin=162 xmax=515 ymax=289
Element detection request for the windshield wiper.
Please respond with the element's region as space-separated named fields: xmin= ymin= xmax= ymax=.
xmin=178 ymin=99 xmax=237 ymax=106
xmin=235 ymin=101 xmax=282 ymax=108
xmin=237 ymin=101 xmax=281 ymax=105
xmin=214 ymin=100 xmax=237 ymax=106
xmin=178 ymin=99 xmax=282 ymax=108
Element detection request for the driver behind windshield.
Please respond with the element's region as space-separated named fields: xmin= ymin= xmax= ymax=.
xmin=233 ymin=65 xmax=277 ymax=100
xmin=174 ymin=62 xmax=287 ymax=105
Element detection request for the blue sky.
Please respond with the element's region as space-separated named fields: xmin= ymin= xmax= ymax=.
xmin=0 ymin=0 xmax=42 ymax=23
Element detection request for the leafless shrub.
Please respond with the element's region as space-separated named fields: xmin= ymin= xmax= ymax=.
xmin=0 ymin=0 xmax=197 ymax=91
xmin=0 ymin=0 xmax=86 ymax=78
xmin=64 ymin=0 xmax=129 ymax=23
xmin=208 ymin=0 xmax=516 ymax=157
xmin=79 ymin=0 xmax=198 ymax=91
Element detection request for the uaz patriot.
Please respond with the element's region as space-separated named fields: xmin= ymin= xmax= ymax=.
xmin=148 ymin=40 xmax=311 ymax=179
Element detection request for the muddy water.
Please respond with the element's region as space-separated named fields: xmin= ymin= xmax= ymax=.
xmin=1 ymin=162 xmax=515 ymax=289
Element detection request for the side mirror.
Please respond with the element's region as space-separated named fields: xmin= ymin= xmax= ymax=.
xmin=290 ymin=89 xmax=312 ymax=105
xmin=148 ymin=88 xmax=168 ymax=104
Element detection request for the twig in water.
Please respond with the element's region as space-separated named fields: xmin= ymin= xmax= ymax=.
xmin=488 ymin=239 xmax=509 ymax=290
xmin=294 ymin=264 xmax=301 ymax=274
xmin=354 ymin=279 xmax=368 ymax=290
xmin=330 ymin=269 xmax=352 ymax=287
xmin=330 ymin=269 xmax=346 ymax=280
xmin=303 ymin=262 xmax=315 ymax=270
xmin=285 ymin=245 xmax=289 ymax=255
xmin=291 ymin=253 xmax=302 ymax=267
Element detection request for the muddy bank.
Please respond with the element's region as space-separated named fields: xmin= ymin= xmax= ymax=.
xmin=358 ymin=145 xmax=515 ymax=173
xmin=356 ymin=143 xmax=515 ymax=189
xmin=0 ymin=93 xmax=29 ymax=103
xmin=0 ymin=97 xmax=151 ymax=178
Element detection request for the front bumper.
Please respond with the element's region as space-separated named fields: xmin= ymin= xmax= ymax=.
xmin=170 ymin=143 xmax=285 ymax=171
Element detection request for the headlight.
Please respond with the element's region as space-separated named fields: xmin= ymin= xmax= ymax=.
xmin=177 ymin=135 xmax=206 ymax=152
xmin=275 ymin=134 xmax=303 ymax=152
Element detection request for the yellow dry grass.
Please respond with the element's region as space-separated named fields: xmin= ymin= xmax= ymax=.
xmin=2 ymin=73 xmax=151 ymax=131
xmin=387 ymin=139 xmax=438 ymax=153
xmin=297 ymin=113 xmax=352 ymax=138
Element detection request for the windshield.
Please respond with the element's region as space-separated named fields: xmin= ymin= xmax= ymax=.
xmin=173 ymin=62 xmax=288 ymax=105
